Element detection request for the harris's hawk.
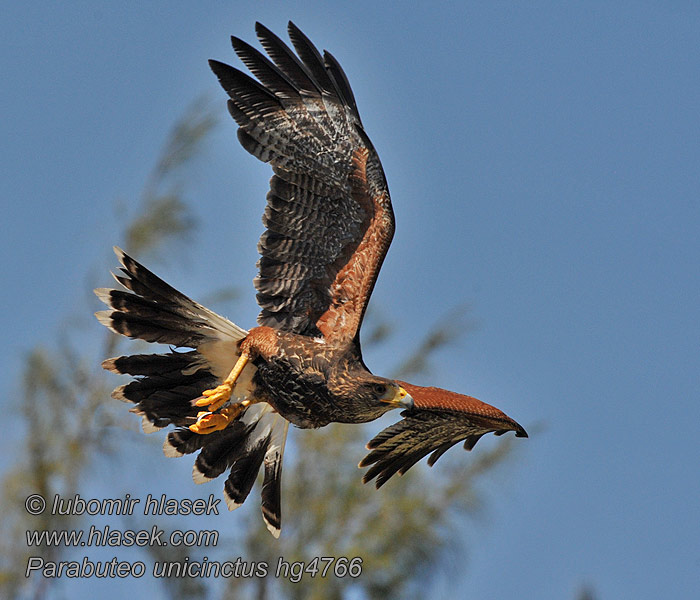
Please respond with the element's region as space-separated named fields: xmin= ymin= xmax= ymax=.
xmin=96 ymin=22 xmax=527 ymax=537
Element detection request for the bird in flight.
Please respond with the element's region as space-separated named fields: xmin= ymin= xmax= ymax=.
xmin=96 ymin=22 xmax=527 ymax=537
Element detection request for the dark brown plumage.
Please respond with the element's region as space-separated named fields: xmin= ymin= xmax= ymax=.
xmin=96 ymin=22 xmax=526 ymax=537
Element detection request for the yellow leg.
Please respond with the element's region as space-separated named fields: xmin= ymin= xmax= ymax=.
xmin=194 ymin=352 xmax=250 ymax=412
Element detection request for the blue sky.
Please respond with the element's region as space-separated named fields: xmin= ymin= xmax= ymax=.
xmin=2 ymin=2 xmax=699 ymax=598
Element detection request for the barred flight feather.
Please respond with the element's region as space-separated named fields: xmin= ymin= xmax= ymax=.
xmin=209 ymin=21 xmax=394 ymax=344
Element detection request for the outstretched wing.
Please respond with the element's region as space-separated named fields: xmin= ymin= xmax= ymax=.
xmin=210 ymin=21 xmax=394 ymax=344
xmin=360 ymin=382 xmax=528 ymax=488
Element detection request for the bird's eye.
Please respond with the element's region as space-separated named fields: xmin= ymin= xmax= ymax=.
xmin=373 ymin=383 xmax=387 ymax=396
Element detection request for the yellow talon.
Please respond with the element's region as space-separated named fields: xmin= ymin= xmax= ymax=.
xmin=189 ymin=412 xmax=228 ymax=434
xmin=189 ymin=401 xmax=251 ymax=434
xmin=194 ymin=383 xmax=232 ymax=412
xmin=193 ymin=352 xmax=250 ymax=412
xmin=188 ymin=352 xmax=252 ymax=435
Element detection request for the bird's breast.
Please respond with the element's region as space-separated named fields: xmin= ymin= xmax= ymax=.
xmin=251 ymin=355 xmax=339 ymax=428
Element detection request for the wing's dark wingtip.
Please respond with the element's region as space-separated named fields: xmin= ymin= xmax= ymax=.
xmin=255 ymin=21 xmax=274 ymax=41
xmin=208 ymin=58 xmax=228 ymax=74
xmin=494 ymin=422 xmax=528 ymax=439
xmin=360 ymin=472 xmax=384 ymax=489
xmin=323 ymin=49 xmax=361 ymax=122
xmin=514 ymin=422 xmax=528 ymax=438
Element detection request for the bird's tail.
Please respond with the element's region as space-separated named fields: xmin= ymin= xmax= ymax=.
xmin=95 ymin=247 xmax=288 ymax=537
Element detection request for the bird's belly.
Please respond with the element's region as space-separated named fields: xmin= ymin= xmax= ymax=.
xmin=252 ymin=358 xmax=339 ymax=429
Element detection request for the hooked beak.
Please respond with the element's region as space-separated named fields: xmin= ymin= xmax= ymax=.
xmin=381 ymin=385 xmax=414 ymax=410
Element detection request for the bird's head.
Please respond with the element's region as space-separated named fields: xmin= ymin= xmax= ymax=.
xmin=332 ymin=371 xmax=414 ymax=422
xmin=371 ymin=378 xmax=414 ymax=410
xmin=355 ymin=374 xmax=414 ymax=409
